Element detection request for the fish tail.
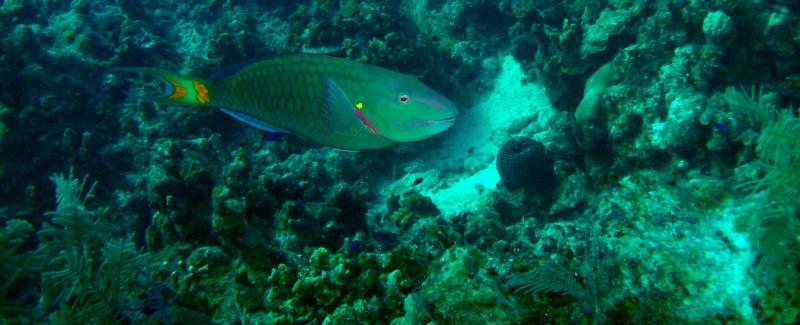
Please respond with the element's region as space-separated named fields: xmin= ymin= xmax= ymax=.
xmin=108 ymin=68 xmax=212 ymax=106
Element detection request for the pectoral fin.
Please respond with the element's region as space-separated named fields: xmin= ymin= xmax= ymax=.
xmin=319 ymin=76 xmax=369 ymax=136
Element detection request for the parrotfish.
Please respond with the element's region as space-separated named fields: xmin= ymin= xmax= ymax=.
xmin=111 ymin=55 xmax=458 ymax=150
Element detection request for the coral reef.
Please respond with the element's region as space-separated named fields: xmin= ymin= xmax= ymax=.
xmin=1 ymin=0 xmax=799 ymax=323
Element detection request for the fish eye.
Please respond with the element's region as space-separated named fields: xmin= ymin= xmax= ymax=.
xmin=398 ymin=94 xmax=410 ymax=104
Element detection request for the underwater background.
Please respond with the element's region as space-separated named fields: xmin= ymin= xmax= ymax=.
xmin=1 ymin=0 xmax=800 ymax=324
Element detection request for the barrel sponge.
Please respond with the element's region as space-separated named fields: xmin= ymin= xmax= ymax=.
xmin=496 ymin=137 xmax=555 ymax=190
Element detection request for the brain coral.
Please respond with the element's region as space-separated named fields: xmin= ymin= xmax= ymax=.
xmin=496 ymin=137 xmax=555 ymax=190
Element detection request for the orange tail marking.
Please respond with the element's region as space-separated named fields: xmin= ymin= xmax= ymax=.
xmin=167 ymin=79 xmax=187 ymax=99
xmin=193 ymin=80 xmax=210 ymax=104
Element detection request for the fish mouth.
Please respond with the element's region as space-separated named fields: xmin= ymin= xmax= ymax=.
xmin=429 ymin=114 xmax=457 ymax=124
xmin=434 ymin=116 xmax=457 ymax=127
xmin=428 ymin=116 xmax=457 ymax=134
xmin=404 ymin=115 xmax=457 ymax=127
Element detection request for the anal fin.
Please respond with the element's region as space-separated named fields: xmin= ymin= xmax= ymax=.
xmin=220 ymin=108 xmax=290 ymax=134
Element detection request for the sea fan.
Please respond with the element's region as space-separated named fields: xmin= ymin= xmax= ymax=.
xmin=723 ymin=85 xmax=773 ymax=129
xmin=725 ymin=86 xmax=800 ymax=323
xmin=724 ymin=86 xmax=800 ymax=201
xmin=37 ymin=169 xmax=160 ymax=324
xmin=753 ymin=109 xmax=800 ymax=201
xmin=731 ymin=107 xmax=800 ymax=201
xmin=508 ymin=264 xmax=586 ymax=300
xmin=99 ymin=234 xmax=150 ymax=308
xmin=38 ymin=169 xmax=112 ymax=250
xmin=0 ymin=219 xmax=37 ymax=322
xmin=50 ymin=168 xmax=96 ymax=210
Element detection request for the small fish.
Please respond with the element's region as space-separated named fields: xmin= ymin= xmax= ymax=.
xmin=265 ymin=132 xmax=288 ymax=142
xmin=412 ymin=177 xmax=424 ymax=186
xmin=347 ymin=240 xmax=362 ymax=250
xmin=372 ymin=231 xmax=397 ymax=250
xmin=714 ymin=123 xmax=729 ymax=133
xmin=110 ymin=55 xmax=458 ymax=150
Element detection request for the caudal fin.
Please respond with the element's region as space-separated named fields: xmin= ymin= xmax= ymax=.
xmin=108 ymin=68 xmax=211 ymax=106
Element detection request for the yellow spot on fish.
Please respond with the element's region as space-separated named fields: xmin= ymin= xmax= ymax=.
xmin=356 ymin=101 xmax=364 ymax=110
xmin=193 ymin=80 xmax=210 ymax=104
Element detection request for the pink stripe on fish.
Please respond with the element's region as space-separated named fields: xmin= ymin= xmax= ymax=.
xmin=354 ymin=109 xmax=381 ymax=135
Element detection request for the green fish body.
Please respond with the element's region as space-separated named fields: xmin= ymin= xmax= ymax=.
xmin=113 ymin=55 xmax=458 ymax=150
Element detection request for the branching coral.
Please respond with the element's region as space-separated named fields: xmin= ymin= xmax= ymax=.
xmin=724 ymin=86 xmax=800 ymax=201
xmin=725 ymin=86 xmax=800 ymax=323
xmin=722 ymin=85 xmax=772 ymax=129
xmin=36 ymin=169 xmax=165 ymax=324
xmin=753 ymin=109 xmax=800 ymax=201
xmin=0 ymin=218 xmax=37 ymax=322
xmin=508 ymin=263 xmax=586 ymax=300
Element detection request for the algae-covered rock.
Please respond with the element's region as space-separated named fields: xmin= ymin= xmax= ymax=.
xmin=573 ymin=61 xmax=621 ymax=150
xmin=389 ymin=294 xmax=431 ymax=325
xmin=186 ymin=246 xmax=230 ymax=274
xmin=418 ymin=247 xmax=521 ymax=323
xmin=557 ymin=19 xmax=587 ymax=75
xmin=702 ymin=11 xmax=734 ymax=43
xmin=581 ymin=7 xmax=636 ymax=57
xmin=389 ymin=190 xmax=439 ymax=229
xmin=292 ymin=274 xmax=340 ymax=306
